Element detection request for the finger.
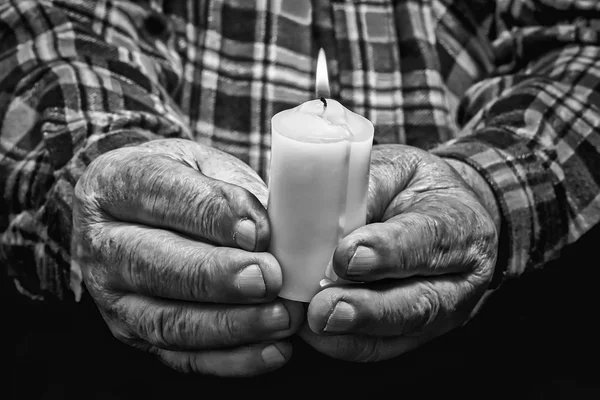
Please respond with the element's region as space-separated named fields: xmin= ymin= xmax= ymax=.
xmin=333 ymin=145 xmax=488 ymax=282
xmin=96 ymin=221 xmax=281 ymax=303
xmin=333 ymin=198 xmax=496 ymax=281
xmin=306 ymin=277 xmax=483 ymax=337
xmin=364 ymin=145 xmax=430 ymax=223
xmin=191 ymin=144 xmax=269 ymax=209
xmin=114 ymin=295 xmax=304 ymax=350
xmin=79 ymin=147 xmax=269 ymax=251
xmin=151 ymin=341 xmax=292 ymax=377
xmin=298 ymin=323 xmax=442 ymax=363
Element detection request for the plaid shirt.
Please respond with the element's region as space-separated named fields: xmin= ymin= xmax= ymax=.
xmin=1 ymin=0 xmax=600 ymax=301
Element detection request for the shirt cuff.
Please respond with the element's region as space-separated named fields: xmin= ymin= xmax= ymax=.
xmin=432 ymin=136 xmax=552 ymax=289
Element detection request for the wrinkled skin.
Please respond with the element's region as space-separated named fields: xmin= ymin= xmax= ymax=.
xmin=74 ymin=139 xmax=497 ymax=374
xmin=73 ymin=139 xmax=305 ymax=377
xmin=299 ymin=145 xmax=498 ymax=362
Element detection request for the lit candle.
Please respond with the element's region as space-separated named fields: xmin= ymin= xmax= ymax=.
xmin=267 ymin=49 xmax=374 ymax=302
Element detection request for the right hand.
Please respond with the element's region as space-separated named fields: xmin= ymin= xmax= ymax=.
xmin=72 ymin=138 xmax=304 ymax=377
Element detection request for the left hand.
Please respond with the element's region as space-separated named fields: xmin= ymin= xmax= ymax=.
xmin=298 ymin=144 xmax=498 ymax=362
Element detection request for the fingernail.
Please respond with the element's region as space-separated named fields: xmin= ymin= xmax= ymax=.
xmin=237 ymin=264 xmax=266 ymax=298
xmin=347 ymin=246 xmax=376 ymax=275
xmin=324 ymin=301 xmax=356 ymax=333
xmin=265 ymin=303 xmax=290 ymax=331
xmin=235 ymin=219 xmax=256 ymax=250
xmin=261 ymin=344 xmax=286 ymax=367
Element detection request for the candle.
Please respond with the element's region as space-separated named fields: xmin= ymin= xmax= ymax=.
xmin=267 ymin=49 xmax=374 ymax=302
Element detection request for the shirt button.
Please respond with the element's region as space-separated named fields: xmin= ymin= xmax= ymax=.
xmin=176 ymin=37 xmax=187 ymax=52
xmin=143 ymin=10 xmax=171 ymax=39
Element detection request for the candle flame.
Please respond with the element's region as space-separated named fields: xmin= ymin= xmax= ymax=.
xmin=316 ymin=48 xmax=330 ymax=99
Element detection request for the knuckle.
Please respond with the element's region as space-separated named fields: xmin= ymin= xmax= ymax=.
xmin=180 ymin=353 xmax=204 ymax=374
xmin=124 ymin=231 xmax=212 ymax=300
xmin=98 ymin=305 xmax=140 ymax=345
xmin=194 ymin=248 xmax=219 ymax=301
xmin=376 ymin=292 xmax=403 ymax=328
xmin=350 ymin=290 xmax=376 ymax=327
xmin=406 ymin=284 xmax=441 ymax=335
xmin=340 ymin=337 xmax=381 ymax=363
xmin=83 ymin=151 xmax=123 ymax=188
xmin=121 ymin=234 xmax=146 ymax=288
xmin=421 ymin=285 xmax=442 ymax=317
xmin=156 ymin=350 xmax=200 ymax=374
xmin=138 ymin=305 xmax=173 ymax=348
xmin=106 ymin=320 xmax=136 ymax=344
xmin=82 ymin=263 xmax=110 ymax=297
xmin=73 ymin=178 xmax=89 ymax=205
xmin=423 ymin=212 xmax=443 ymax=240
xmin=217 ymin=311 xmax=245 ymax=344
xmin=464 ymin=208 xmax=498 ymax=279
xmin=356 ymin=338 xmax=383 ymax=362
xmin=73 ymin=181 xmax=104 ymax=227
xmin=166 ymin=307 xmax=201 ymax=348
xmin=469 ymin=239 xmax=497 ymax=280
xmin=464 ymin=201 xmax=497 ymax=242
xmin=198 ymin=182 xmax=230 ymax=237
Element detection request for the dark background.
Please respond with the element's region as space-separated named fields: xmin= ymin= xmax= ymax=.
xmin=5 ymin=224 xmax=600 ymax=399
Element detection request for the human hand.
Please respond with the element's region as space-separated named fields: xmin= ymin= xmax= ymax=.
xmin=299 ymin=145 xmax=498 ymax=361
xmin=73 ymin=138 xmax=304 ymax=376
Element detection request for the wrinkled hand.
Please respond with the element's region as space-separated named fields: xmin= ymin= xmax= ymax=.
xmin=299 ymin=145 xmax=498 ymax=361
xmin=73 ymin=139 xmax=304 ymax=377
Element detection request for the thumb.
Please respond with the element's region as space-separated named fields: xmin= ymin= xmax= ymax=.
xmin=365 ymin=145 xmax=424 ymax=222
xmin=188 ymin=143 xmax=269 ymax=208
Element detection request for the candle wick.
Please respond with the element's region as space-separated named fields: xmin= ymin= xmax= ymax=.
xmin=319 ymin=96 xmax=327 ymax=118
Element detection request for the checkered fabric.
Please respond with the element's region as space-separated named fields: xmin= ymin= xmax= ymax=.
xmin=1 ymin=0 xmax=600 ymax=300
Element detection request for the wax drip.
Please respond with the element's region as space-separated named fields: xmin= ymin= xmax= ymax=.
xmin=324 ymin=123 xmax=355 ymax=284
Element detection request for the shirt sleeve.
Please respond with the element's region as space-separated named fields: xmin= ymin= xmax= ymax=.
xmin=0 ymin=0 xmax=190 ymax=301
xmin=433 ymin=24 xmax=600 ymax=288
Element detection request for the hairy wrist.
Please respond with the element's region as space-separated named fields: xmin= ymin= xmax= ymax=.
xmin=444 ymin=158 xmax=501 ymax=233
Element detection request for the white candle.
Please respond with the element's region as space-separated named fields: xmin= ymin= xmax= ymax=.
xmin=267 ymin=50 xmax=374 ymax=302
